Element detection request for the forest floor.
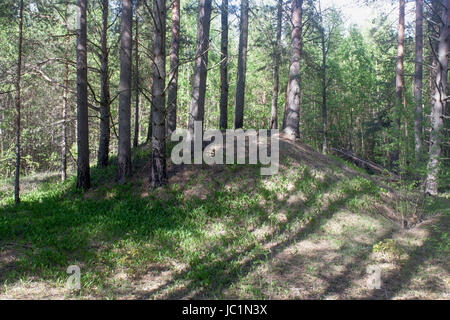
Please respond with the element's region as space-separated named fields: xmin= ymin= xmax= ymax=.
xmin=0 ymin=135 xmax=448 ymax=299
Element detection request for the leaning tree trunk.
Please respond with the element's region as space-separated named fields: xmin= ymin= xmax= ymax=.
xmin=284 ymin=0 xmax=303 ymax=140
xmin=167 ymin=0 xmax=180 ymax=136
xmin=425 ymin=0 xmax=449 ymax=195
xmin=98 ymin=0 xmax=111 ymax=167
xmin=414 ymin=0 xmax=424 ymax=162
xmin=14 ymin=0 xmax=24 ymax=204
xmin=117 ymin=0 xmax=133 ymax=183
xmin=133 ymin=2 xmax=140 ymax=148
xmin=188 ymin=0 xmax=212 ymax=138
xmin=219 ymin=0 xmax=229 ymax=130
xmin=150 ymin=0 xmax=167 ymax=188
xmin=76 ymin=0 xmax=91 ymax=190
xmin=270 ymin=0 xmax=282 ymax=130
xmin=234 ymin=0 xmax=249 ymax=129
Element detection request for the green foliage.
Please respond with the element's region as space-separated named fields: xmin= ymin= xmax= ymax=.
xmin=372 ymin=239 xmax=403 ymax=257
xmin=0 ymin=0 xmax=448 ymax=191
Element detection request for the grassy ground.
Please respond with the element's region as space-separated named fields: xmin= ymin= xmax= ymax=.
xmin=0 ymin=137 xmax=448 ymax=299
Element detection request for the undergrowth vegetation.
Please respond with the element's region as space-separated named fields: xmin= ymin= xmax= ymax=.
xmin=0 ymin=144 xmax=448 ymax=299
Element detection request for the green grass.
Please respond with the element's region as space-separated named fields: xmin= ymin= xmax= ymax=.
xmin=0 ymin=145 xmax=447 ymax=299
xmin=327 ymin=154 xmax=368 ymax=175
xmin=424 ymin=193 xmax=450 ymax=216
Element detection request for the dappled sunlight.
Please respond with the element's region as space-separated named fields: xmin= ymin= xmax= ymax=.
xmin=0 ymin=138 xmax=448 ymax=300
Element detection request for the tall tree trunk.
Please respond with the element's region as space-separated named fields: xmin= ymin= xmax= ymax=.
xmin=188 ymin=0 xmax=212 ymax=137
xmin=428 ymin=0 xmax=440 ymax=152
xmin=319 ymin=0 xmax=327 ymax=154
xmin=146 ymin=0 xmax=154 ymax=143
xmin=414 ymin=0 xmax=424 ymax=162
xmin=147 ymin=93 xmax=152 ymax=142
xmin=167 ymin=0 xmax=180 ymax=136
xmin=14 ymin=0 xmax=24 ymax=204
xmin=349 ymin=107 xmax=353 ymax=151
xmin=219 ymin=0 xmax=229 ymax=130
xmin=76 ymin=0 xmax=90 ymax=190
xmin=284 ymin=0 xmax=303 ymax=140
xmin=0 ymin=96 xmax=4 ymax=158
xmin=425 ymin=0 xmax=449 ymax=195
xmin=150 ymin=0 xmax=167 ymax=188
xmin=61 ymin=17 xmax=69 ymax=181
xmin=117 ymin=0 xmax=133 ymax=183
xmin=133 ymin=3 xmax=140 ymax=148
xmin=394 ymin=0 xmax=405 ymax=167
xmin=98 ymin=0 xmax=111 ymax=167
xmin=270 ymin=0 xmax=282 ymax=130
xmin=282 ymin=81 xmax=289 ymax=130
xmin=234 ymin=0 xmax=249 ymax=129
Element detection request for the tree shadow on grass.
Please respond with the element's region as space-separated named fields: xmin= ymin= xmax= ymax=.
xmin=363 ymin=214 xmax=449 ymax=299
xmin=314 ymin=230 xmax=396 ymax=299
xmin=0 ymin=146 xmax=179 ymax=288
xmin=0 ymin=145 xmax=343 ymax=296
xmin=0 ymin=140 xmax=407 ymax=299
xmin=131 ymin=177 xmax=365 ymax=299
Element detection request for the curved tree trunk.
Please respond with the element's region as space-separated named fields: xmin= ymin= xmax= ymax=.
xmin=234 ymin=0 xmax=249 ymax=129
xmin=425 ymin=0 xmax=449 ymax=195
xmin=188 ymin=0 xmax=212 ymax=137
xmin=284 ymin=0 xmax=303 ymax=140
xmin=270 ymin=0 xmax=282 ymax=130
xmin=98 ymin=0 xmax=111 ymax=167
xmin=219 ymin=0 xmax=229 ymax=130
xmin=117 ymin=0 xmax=133 ymax=183
xmin=167 ymin=0 xmax=180 ymax=136
xmin=150 ymin=0 xmax=167 ymax=188
xmin=76 ymin=0 xmax=91 ymax=190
